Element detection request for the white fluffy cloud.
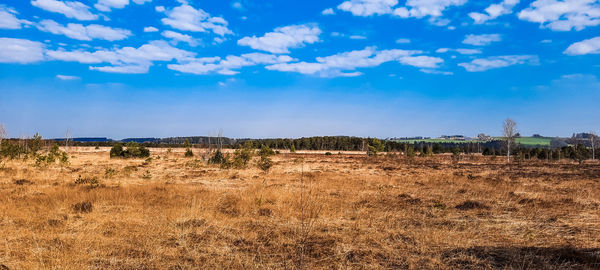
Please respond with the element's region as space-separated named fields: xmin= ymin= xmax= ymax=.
xmin=436 ymin=48 xmax=482 ymax=54
xmin=31 ymin=0 xmax=98 ymax=21
xmin=462 ymin=34 xmax=501 ymax=46
xmin=94 ymin=0 xmax=152 ymax=12
xmin=37 ymin=20 xmax=132 ymax=41
xmin=458 ymin=55 xmax=538 ymax=72
xmin=0 ymin=6 xmax=31 ymax=29
xmin=158 ymin=2 xmax=232 ymax=36
xmin=168 ymin=53 xmax=294 ymax=75
xmin=469 ymin=0 xmax=520 ymax=24
xmin=265 ymin=46 xmax=444 ymax=77
xmin=337 ymin=0 xmax=466 ymax=21
xmin=162 ymin=30 xmax=198 ymax=46
xmin=56 ymin=74 xmax=80 ymax=80
xmin=518 ymin=0 xmax=600 ymax=31
xmin=0 ymin=38 xmax=45 ymax=64
xmin=143 ymin=26 xmax=158 ymax=32
xmin=564 ymin=36 xmax=600 ymax=55
xmin=322 ymin=8 xmax=335 ymax=15
xmin=46 ymin=40 xmax=195 ymax=73
xmin=238 ymin=24 xmax=321 ymax=54
xmin=395 ymin=38 xmax=411 ymax=44
xmin=337 ymin=0 xmax=398 ymax=16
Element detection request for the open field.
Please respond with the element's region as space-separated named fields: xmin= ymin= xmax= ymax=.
xmin=1 ymin=148 xmax=600 ymax=269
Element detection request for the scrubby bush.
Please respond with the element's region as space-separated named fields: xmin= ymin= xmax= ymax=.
xmin=184 ymin=139 xmax=194 ymax=157
xmin=257 ymin=145 xmax=274 ymax=172
xmin=110 ymin=142 xmax=150 ymax=158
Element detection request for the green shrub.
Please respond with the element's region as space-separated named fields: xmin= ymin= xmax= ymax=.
xmin=257 ymin=155 xmax=273 ymax=172
xmin=110 ymin=142 xmax=150 ymax=158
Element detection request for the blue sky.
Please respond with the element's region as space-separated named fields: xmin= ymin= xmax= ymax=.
xmin=0 ymin=0 xmax=599 ymax=139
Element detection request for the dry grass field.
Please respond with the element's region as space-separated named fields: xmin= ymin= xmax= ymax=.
xmin=1 ymin=147 xmax=599 ymax=269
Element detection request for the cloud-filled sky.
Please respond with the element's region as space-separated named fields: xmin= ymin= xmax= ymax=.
xmin=0 ymin=0 xmax=599 ymax=139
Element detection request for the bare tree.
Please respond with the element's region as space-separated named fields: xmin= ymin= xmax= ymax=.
xmin=0 ymin=124 xmax=6 ymax=146
xmin=503 ymin=118 xmax=517 ymax=163
xmin=65 ymin=128 xmax=72 ymax=153
xmin=591 ymin=132 xmax=597 ymax=160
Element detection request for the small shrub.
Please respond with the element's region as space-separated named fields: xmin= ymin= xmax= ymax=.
xmin=325 ymin=152 xmax=332 ymax=156
xmin=110 ymin=142 xmax=150 ymax=158
xmin=141 ymin=170 xmax=152 ymax=179
xmin=455 ymin=200 xmax=489 ymax=210
xmin=257 ymin=155 xmax=273 ymax=172
xmin=184 ymin=148 xmax=194 ymax=157
xmin=72 ymin=201 xmax=93 ymax=213
xmin=74 ymin=175 xmax=100 ymax=188
xmin=105 ymin=168 xmax=117 ymax=179
xmin=14 ymin=179 xmax=32 ymax=185
xmin=209 ymin=149 xmax=226 ymax=165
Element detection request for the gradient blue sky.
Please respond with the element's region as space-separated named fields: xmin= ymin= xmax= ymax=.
xmin=0 ymin=0 xmax=599 ymax=139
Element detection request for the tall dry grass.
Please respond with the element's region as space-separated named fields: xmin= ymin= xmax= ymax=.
xmin=0 ymin=148 xmax=599 ymax=269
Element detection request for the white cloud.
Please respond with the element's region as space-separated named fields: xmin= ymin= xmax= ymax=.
xmin=238 ymin=24 xmax=321 ymax=54
xmin=338 ymin=0 xmax=398 ymax=16
xmin=265 ymin=46 xmax=442 ymax=77
xmin=518 ymin=0 xmax=600 ymax=31
xmin=398 ymin=55 xmax=443 ymax=68
xmin=0 ymin=6 xmax=32 ymax=29
xmin=349 ymin=35 xmax=367 ymax=39
xmin=436 ymin=48 xmax=482 ymax=54
xmin=564 ymin=36 xmax=600 ymax=55
xmin=469 ymin=0 xmax=520 ymax=24
xmin=458 ymin=55 xmax=538 ymax=72
xmin=336 ymin=0 xmax=466 ymax=24
xmin=162 ymin=30 xmax=198 ymax=46
xmin=158 ymin=2 xmax=232 ymax=36
xmin=56 ymin=74 xmax=80 ymax=80
xmin=94 ymin=0 xmax=151 ymax=11
xmin=37 ymin=19 xmax=132 ymax=41
xmin=143 ymin=26 xmax=158 ymax=32
xmin=31 ymin=0 xmax=98 ymax=21
xmin=155 ymin=6 xmax=165 ymax=12
xmin=232 ymin=2 xmax=243 ymax=10
xmin=395 ymin=38 xmax=411 ymax=44
xmin=0 ymin=38 xmax=45 ymax=64
xmin=322 ymin=8 xmax=335 ymax=15
xmin=168 ymin=53 xmax=294 ymax=75
xmin=462 ymin=34 xmax=501 ymax=46
xmin=46 ymin=40 xmax=195 ymax=73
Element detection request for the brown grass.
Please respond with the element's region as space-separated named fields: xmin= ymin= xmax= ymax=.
xmin=0 ymin=148 xmax=599 ymax=269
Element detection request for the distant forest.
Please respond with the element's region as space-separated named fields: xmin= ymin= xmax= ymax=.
xmin=37 ymin=135 xmax=596 ymax=157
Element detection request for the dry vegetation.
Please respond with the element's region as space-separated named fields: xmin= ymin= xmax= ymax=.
xmin=1 ymin=147 xmax=600 ymax=269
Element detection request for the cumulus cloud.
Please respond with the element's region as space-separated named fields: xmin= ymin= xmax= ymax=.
xmin=337 ymin=0 xmax=398 ymax=16
xmin=462 ymin=34 xmax=501 ymax=46
xmin=143 ymin=26 xmax=158 ymax=32
xmin=436 ymin=48 xmax=482 ymax=54
xmin=37 ymin=19 xmax=132 ymax=41
xmin=168 ymin=53 xmax=294 ymax=75
xmin=564 ymin=36 xmax=600 ymax=55
xmin=158 ymin=2 xmax=232 ymax=36
xmin=265 ymin=46 xmax=444 ymax=77
xmin=469 ymin=0 xmax=520 ymax=24
xmin=31 ymin=0 xmax=98 ymax=21
xmin=518 ymin=0 xmax=600 ymax=31
xmin=46 ymin=40 xmax=195 ymax=73
xmin=322 ymin=8 xmax=335 ymax=15
xmin=395 ymin=38 xmax=411 ymax=44
xmin=56 ymin=74 xmax=80 ymax=80
xmin=238 ymin=24 xmax=321 ymax=54
xmin=458 ymin=55 xmax=538 ymax=72
xmin=94 ymin=0 xmax=152 ymax=12
xmin=336 ymin=0 xmax=466 ymax=22
xmin=0 ymin=38 xmax=45 ymax=64
xmin=0 ymin=6 xmax=32 ymax=29
xmin=162 ymin=30 xmax=198 ymax=46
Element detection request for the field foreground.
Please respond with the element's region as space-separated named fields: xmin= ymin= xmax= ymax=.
xmin=1 ymin=148 xmax=600 ymax=269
